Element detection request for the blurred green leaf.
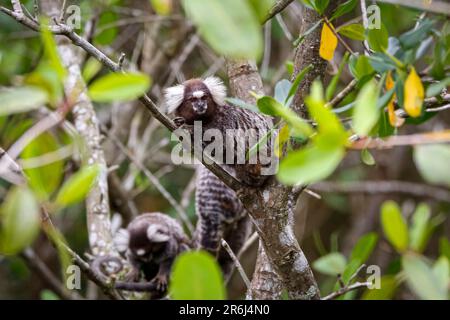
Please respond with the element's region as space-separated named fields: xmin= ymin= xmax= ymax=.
xmin=353 ymin=80 xmax=379 ymax=136
xmin=82 ymin=58 xmax=103 ymax=83
xmin=226 ymin=97 xmax=259 ymax=113
xmin=150 ymin=0 xmax=173 ymax=15
xmin=0 ymin=87 xmax=48 ymax=117
xmin=182 ymin=0 xmax=262 ymax=60
xmin=399 ymin=19 xmax=434 ymax=50
xmin=314 ymin=0 xmax=330 ymax=14
xmin=40 ymin=289 xmax=60 ymax=300
xmin=40 ymin=18 xmax=66 ymax=81
xmin=402 ymin=253 xmax=447 ymax=300
xmin=361 ymin=149 xmax=375 ymax=166
xmin=426 ymin=77 xmax=450 ymax=98
xmin=54 ymin=165 xmax=100 ymax=209
xmin=380 ymin=200 xmax=408 ymax=252
xmin=349 ymin=55 xmax=374 ymax=80
xmin=21 ymin=132 xmax=64 ymax=200
xmin=338 ymin=24 xmax=365 ymax=41
xmin=440 ymin=237 xmax=450 ymax=261
xmin=367 ymin=24 xmax=389 ymax=52
xmin=287 ymin=64 xmax=313 ymax=104
xmin=278 ymin=133 xmax=345 ymax=185
xmin=95 ymin=12 xmax=118 ymax=46
xmin=409 ymin=203 xmax=431 ymax=253
xmin=0 ymin=187 xmax=40 ymax=255
xmin=350 ymin=233 xmax=378 ymax=264
xmin=433 ymin=256 xmax=449 ymax=290
xmin=257 ymin=96 xmax=313 ymax=137
xmin=330 ymin=0 xmax=357 ymax=21
xmin=247 ymin=0 xmax=276 ymax=21
xmin=170 ymin=251 xmax=225 ymax=300
xmin=326 ymin=53 xmax=349 ymax=101
xmin=414 ymin=144 xmax=450 ymax=188
xmin=306 ymin=81 xmax=348 ymax=141
xmin=362 ymin=275 xmax=397 ymax=300
xmin=88 ymin=73 xmax=151 ymax=102
xmin=313 ymin=252 xmax=347 ymax=276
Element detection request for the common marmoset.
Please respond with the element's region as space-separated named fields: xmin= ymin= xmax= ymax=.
xmin=164 ymin=77 xmax=273 ymax=279
xmin=113 ymin=212 xmax=191 ymax=298
xmin=164 ymin=77 xmax=274 ymax=186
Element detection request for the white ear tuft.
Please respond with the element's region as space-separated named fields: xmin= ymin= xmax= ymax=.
xmin=204 ymin=77 xmax=227 ymax=106
xmin=113 ymin=229 xmax=130 ymax=253
xmin=146 ymin=225 xmax=170 ymax=243
xmin=164 ymin=84 xmax=185 ymax=113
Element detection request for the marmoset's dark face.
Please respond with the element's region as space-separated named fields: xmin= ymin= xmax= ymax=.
xmin=128 ymin=223 xmax=168 ymax=263
xmin=176 ymin=79 xmax=216 ymax=124
xmin=164 ymin=77 xmax=227 ymax=125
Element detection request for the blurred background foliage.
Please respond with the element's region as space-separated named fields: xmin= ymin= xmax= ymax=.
xmin=0 ymin=0 xmax=449 ymax=300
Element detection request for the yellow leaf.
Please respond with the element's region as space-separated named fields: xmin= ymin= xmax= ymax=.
xmin=274 ymin=124 xmax=290 ymax=158
xmin=320 ymin=23 xmax=338 ymax=62
xmin=385 ymin=72 xmax=404 ymax=127
xmin=404 ymin=67 xmax=424 ymax=118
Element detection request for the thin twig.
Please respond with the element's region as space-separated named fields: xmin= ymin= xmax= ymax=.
xmin=322 ymin=281 xmax=371 ymax=300
xmin=327 ymin=79 xmax=358 ymax=108
xmin=21 ymin=248 xmax=82 ymax=300
xmin=101 ymin=125 xmax=195 ymax=234
xmin=263 ymin=0 xmax=295 ymax=24
xmin=221 ymin=239 xmax=251 ymax=290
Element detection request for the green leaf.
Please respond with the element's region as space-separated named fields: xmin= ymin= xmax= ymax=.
xmin=440 ymin=237 xmax=450 ymax=261
xmin=306 ymin=81 xmax=348 ymax=141
xmin=182 ymin=0 xmax=262 ymax=60
xmin=40 ymin=289 xmax=60 ymax=300
xmin=353 ymin=81 xmax=379 ymax=136
xmin=326 ymin=53 xmax=349 ymax=101
xmin=380 ymin=200 xmax=408 ymax=252
xmin=367 ymin=24 xmax=389 ymax=52
xmin=312 ymin=252 xmax=347 ymax=276
xmin=95 ymin=12 xmax=119 ymax=46
xmin=88 ymin=73 xmax=151 ymax=102
xmin=433 ymin=256 xmax=449 ymax=290
xmin=414 ymin=144 xmax=450 ymax=188
xmin=426 ymin=77 xmax=450 ymax=98
xmin=362 ymin=275 xmax=397 ymax=300
xmin=350 ymin=233 xmax=378 ymax=264
xmin=247 ymin=0 xmax=276 ymax=22
xmin=278 ymin=134 xmax=345 ymax=185
xmin=150 ymin=0 xmax=173 ymax=15
xmin=338 ymin=24 xmax=365 ymax=41
xmin=314 ymin=0 xmax=330 ymax=14
xmin=349 ymin=55 xmax=374 ymax=80
xmin=402 ymin=253 xmax=447 ymax=300
xmin=399 ymin=19 xmax=434 ymax=50
xmin=54 ymin=165 xmax=101 ymax=209
xmin=25 ymin=63 xmax=64 ymax=106
xmin=361 ymin=149 xmax=375 ymax=166
xmin=21 ymin=132 xmax=64 ymax=200
xmin=0 ymin=87 xmax=48 ymax=116
xmin=287 ymin=64 xmax=313 ymax=104
xmin=40 ymin=18 xmax=66 ymax=81
xmin=0 ymin=187 xmax=40 ymax=255
xmin=409 ymin=203 xmax=431 ymax=253
xmin=82 ymin=58 xmax=103 ymax=83
xmin=226 ymin=97 xmax=259 ymax=113
xmin=257 ymin=96 xmax=313 ymax=137
xmin=170 ymin=251 xmax=225 ymax=300
xmin=330 ymin=0 xmax=357 ymax=21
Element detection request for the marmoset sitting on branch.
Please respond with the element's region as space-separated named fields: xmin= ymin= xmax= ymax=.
xmin=111 ymin=212 xmax=191 ymax=298
xmin=164 ymin=77 xmax=274 ymax=280
xmin=165 ymin=77 xmax=275 ymax=186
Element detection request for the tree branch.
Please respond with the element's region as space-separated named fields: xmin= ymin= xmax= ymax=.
xmin=311 ymin=180 xmax=450 ymax=203
xmin=263 ymin=0 xmax=295 ymax=24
